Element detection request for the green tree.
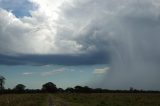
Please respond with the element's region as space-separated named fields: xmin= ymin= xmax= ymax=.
xmin=42 ymin=82 xmax=57 ymax=92
xmin=14 ymin=84 xmax=26 ymax=92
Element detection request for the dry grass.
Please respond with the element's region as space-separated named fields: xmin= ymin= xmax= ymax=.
xmin=52 ymin=93 xmax=160 ymax=106
xmin=0 ymin=93 xmax=160 ymax=106
xmin=0 ymin=94 xmax=48 ymax=106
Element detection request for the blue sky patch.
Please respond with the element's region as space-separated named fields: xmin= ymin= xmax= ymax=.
xmin=0 ymin=0 xmax=36 ymax=17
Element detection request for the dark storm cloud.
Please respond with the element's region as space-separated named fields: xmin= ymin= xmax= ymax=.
xmin=58 ymin=0 xmax=160 ymax=90
xmin=0 ymin=51 xmax=110 ymax=66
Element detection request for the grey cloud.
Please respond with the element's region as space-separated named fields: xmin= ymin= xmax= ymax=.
xmin=0 ymin=51 xmax=110 ymax=66
xmin=0 ymin=0 xmax=160 ymax=90
xmin=57 ymin=0 xmax=160 ymax=90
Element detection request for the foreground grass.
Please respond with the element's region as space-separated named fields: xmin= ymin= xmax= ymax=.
xmin=0 ymin=93 xmax=160 ymax=106
xmin=52 ymin=93 xmax=160 ymax=106
xmin=0 ymin=94 xmax=48 ymax=106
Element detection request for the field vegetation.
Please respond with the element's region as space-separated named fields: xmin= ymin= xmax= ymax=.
xmin=0 ymin=93 xmax=160 ymax=106
xmin=0 ymin=94 xmax=48 ymax=106
xmin=52 ymin=93 xmax=160 ymax=106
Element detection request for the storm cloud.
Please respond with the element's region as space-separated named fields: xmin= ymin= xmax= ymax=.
xmin=0 ymin=51 xmax=110 ymax=65
xmin=0 ymin=0 xmax=160 ymax=89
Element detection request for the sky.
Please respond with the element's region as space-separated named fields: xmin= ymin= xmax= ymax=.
xmin=0 ymin=0 xmax=160 ymax=90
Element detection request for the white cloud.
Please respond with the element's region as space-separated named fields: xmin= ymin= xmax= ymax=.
xmin=93 ymin=67 xmax=110 ymax=74
xmin=22 ymin=72 xmax=33 ymax=76
xmin=41 ymin=68 xmax=65 ymax=76
xmin=0 ymin=0 xmax=83 ymax=55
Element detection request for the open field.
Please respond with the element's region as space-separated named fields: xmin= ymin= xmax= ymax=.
xmin=52 ymin=93 xmax=160 ymax=106
xmin=0 ymin=93 xmax=160 ymax=106
xmin=0 ymin=94 xmax=48 ymax=106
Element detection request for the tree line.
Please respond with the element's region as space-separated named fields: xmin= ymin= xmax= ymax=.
xmin=0 ymin=75 xmax=160 ymax=94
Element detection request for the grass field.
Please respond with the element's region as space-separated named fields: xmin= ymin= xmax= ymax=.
xmin=0 ymin=93 xmax=160 ymax=106
xmin=52 ymin=93 xmax=160 ymax=106
xmin=0 ymin=94 xmax=48 ymax=106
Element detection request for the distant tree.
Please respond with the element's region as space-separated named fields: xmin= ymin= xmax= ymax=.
xmin=42 ymin=82 xmax=57 ymax=92
xmin=83 ymin=86 xmax=92 ymax=93
xmin=94 ymin=88 xmax=103 ymax=93
xmin=74 ymin=86 xmax=83 ymax=92
xmin=14 ymin=84 xmax=26 ymax=92
xmin=74 ymin=86 xmax=92 ymax=93
xmin=130 ymin=87 xmax=134 ymax=92
xmin=65 ymin=87 xmax=74 ymax=93
xmin=0 ymin=75 xmax=5 ymax=90
xmin=58 ymin=88 xmax=64 ymax=92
